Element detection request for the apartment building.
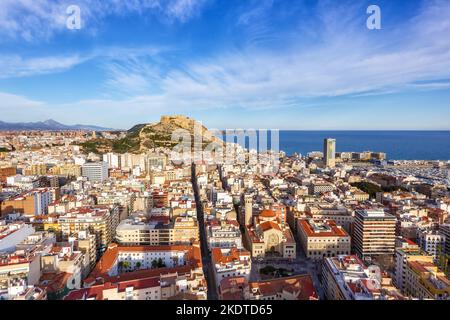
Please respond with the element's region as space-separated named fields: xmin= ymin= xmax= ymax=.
xmin=0 ymin=188 xmax=57 ymax=217
xmin=24 ymin=164 xmax=47 ymax=176
xmin=395 ymin=245 xmax=449 ymax=299
xmin=87 ymin=243 xmax=203 ymax=278
xmin=103 ymin=152 xmax=121 ymax=169
xmin=322 ymin=255 xmax=403 ymax=300
xmin=0 ymin=251 xmax=41 ymax=300
xmin=404 ymin=258 xmax=450 ymax=300
xmin=65 ymin=269 xmax=204 ymax=300
xmin=417 ymin=229 xmax=446 ymax=260
xmin=0 ymin=166 xmax=16 ymax=182
xmin=49 ymin=164 xmax=81 ymax=177
xmin=79 ymin=242 xmax=207 ymax=299
xmin=206 ymin=219 xmax=243 ymax=250
xmin=211 ymin=247 xmax=251 ymax=286
xmin=353 ymin=210 xmax=397 ymax=260
xmin=219 ymin=274 xmax=318 ymax=300
xmin=57 ymin=206 xmax=120 ymax=252
xmin=115 ymin=216 xmax=199 ymax=246
xmin=81 ymin=161 xmax=108 ymax=182
xmin=0 ymin=221 xmax=35 ymax=252
xmin=394 ymin=241 xmax=422 ymax=292
xmin=70 ymin=230 xmax=98 ymax=276
xmin=308 ymin=182 xmax=335 ymax=195
xmin=297 ymin=219 xmax=351 ymax=260
xmin=305 ymin=204 xmax=353 ymax=233
xmin=39 ymin=244 xmax=84 ymax=299
xmin=439 ymin=224 xmax=450 ymax=255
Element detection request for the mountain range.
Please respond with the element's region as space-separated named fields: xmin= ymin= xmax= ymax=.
xmin=0 ymin=119 xmax=115 ymax=131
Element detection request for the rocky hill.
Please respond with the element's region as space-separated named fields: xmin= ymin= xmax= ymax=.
xmin=80 ymin=115 xmax=223 ymax=154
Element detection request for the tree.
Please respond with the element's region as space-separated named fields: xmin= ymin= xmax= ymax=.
xmin=118 ymin=261 xmax=124 ymax=272
xmin=157 ymin=258 xmax=166 ymax=268
xmin=259 ymin=265 xmax=276 ymax=275
xmin=151 ymin=259 xmax=158 ymax=269
xmin=135 ymin=261 xmax=141 ymax=270
xmin=436 ymin=245 xmax=449 ymax=275
xmin=121 ymin=260 xmax=131 ymax=272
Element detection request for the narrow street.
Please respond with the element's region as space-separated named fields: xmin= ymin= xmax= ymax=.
xmin=196 ymin=164 xmax=325 ymax=299
xmin=191 ymin=164 xmax=218 ymax=300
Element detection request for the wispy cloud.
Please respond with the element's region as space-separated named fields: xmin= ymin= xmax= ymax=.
xmin=0 ymin=0 xmax=208 ymax=42
xmin=0 ymin=54 xmax=85 ymax=78
xmin=98 ymin=0 xmax=450 ymax=111
xmin=166 ymin=0 xmax=208 ymax=23
xmin=0 ymin=45 xmax=164 ymax=79
xmin=2 ymin=0 xmax=450 ymax=128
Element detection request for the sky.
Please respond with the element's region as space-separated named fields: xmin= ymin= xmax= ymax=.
xmin=0 ymin=0 xmax=450 ymax=130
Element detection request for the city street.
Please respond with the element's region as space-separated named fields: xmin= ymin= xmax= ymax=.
xmin=191 ymin=165 xmax=219 ymax=300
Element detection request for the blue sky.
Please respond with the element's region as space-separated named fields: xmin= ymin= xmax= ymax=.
xmin=1 ymin=0 xmax=450 ymax=130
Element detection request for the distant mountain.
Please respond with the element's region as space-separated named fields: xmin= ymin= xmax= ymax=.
xmin=0 ymin=119 xmax=116 ymax=131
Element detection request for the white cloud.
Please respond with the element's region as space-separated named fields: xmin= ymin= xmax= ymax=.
xmin=0 ymin=92 xmax=46 ymax=121
xmin=166 ymin=0 xmax=208 ymax=23
xmin=0 ymin=0 xmax=208 ymax=42
xmin=0 ymin=46 xmax=164 ymax=79
xmin=2 ymin=0 xmax=450 ymax=128
xmin=11 ymin=0 xmax=450 ymax=104
xmin=101 ymin=0 xmax=450 ymax=111
xmin=0 ymin=92 xmax=44 ymax=109
xmin=0 ymin=54 xmax=85 ymax=78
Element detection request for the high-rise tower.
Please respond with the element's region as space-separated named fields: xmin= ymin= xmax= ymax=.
xmin=323 ymin=138 xmax=336 ymax=168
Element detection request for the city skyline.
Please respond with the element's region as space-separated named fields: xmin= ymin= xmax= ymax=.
xmin=1 ymin=0 xmax=450 ymax=307
xmin=1 ymin=0 xmax=450 ymax=130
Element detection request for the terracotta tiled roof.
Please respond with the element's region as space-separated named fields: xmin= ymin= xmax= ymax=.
xmin=249 ymin=274 xmax=318 ymax=300
xmin=259 ymin=221 xmax=281 ymax=232
xmin=211 ymin=248 xmax=250 ymax=265
xmin=260 ymin=209 xmax=276 ymax=218
xmin=87 ymin=243 xmax=202 ymax=281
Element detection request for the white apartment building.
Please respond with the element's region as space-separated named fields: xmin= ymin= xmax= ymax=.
xmin=103 ymin=153 xmax=120 ymax=169
xmin=0 ymin=252 xmax=41 ymax=300
xmin=439 ymin=224 xmax=450 ymax=256
xmin=81 ymin=161 xmax=109 ymax=182
xmin=0 ymin=222 xmax=35 ymax=253
xmin=417 ymin=229 xmax=446 ymax=260
xmin=206 ymin=219 xmax=243 ymax=250
xmin=211 ymin=247 xmax=251 ymax=287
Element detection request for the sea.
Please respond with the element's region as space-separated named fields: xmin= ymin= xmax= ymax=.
xmin=219 ymin=131 xmax=450 ymax=160
xmin=280 ymin=131 xmax=450 ymax=160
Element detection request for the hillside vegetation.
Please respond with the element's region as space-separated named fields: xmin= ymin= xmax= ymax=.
xmin=78 ymin=115 xmax=223 ymax=154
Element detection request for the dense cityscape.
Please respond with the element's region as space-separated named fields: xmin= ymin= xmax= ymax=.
xmin=0 ymin=115 xmax=449 ymax=301
xmin=1 ymin=1 xmax=450 ymax=314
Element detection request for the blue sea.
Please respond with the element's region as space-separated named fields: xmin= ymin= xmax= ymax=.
xmin=278 ymin=131 xmax=450 ymax=160
xmin=219 ymin=131 xmax=450 ymax=160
